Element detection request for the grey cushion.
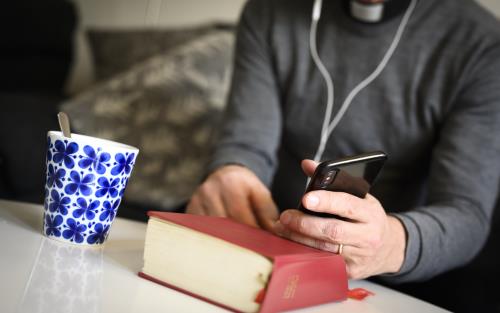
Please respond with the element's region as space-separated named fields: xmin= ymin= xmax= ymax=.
xmin=61 ymin=30 xmax=234 ymax=209
xmin=86 ymin=24 xmax=232 ymax=81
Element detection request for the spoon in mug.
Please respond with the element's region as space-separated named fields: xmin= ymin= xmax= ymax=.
xmin=57 ymin=112 xmax=72 ymax=138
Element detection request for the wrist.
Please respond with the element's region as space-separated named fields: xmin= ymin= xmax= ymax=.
xmin=385 ymin=215 xmax=407 ymax=274
xmin=204 ymin=163 xmax=247 ymax=180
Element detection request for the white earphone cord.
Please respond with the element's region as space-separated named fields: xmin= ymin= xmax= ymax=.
xmin=309 ymin=0 xmax=418 ymax=163
xmin=309 ymin=0 xmax=335 ymax=163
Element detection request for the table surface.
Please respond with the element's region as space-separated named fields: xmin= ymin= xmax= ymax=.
xmin=0 ymin=199 xmax=449 ymax=313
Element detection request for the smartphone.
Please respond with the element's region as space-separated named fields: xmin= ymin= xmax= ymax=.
xmin=298 ymin=151 xmax=387 ymax=218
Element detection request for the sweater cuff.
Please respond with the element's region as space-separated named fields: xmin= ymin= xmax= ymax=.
xmin=208 ymin=145 xmax=274 ymax=186
xmin=377 ymin=212 xmax=421 ymax=283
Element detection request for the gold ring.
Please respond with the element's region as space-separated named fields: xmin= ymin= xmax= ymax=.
xmin=338 ymin=244 xmax=344 ymax=255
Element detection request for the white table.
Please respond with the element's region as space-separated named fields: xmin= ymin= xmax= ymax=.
xmin=0 ymin=199 xmax=449 ymax=313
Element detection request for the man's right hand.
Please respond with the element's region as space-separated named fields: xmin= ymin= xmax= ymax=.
xmin=186 ymin=165 xmax=279 ymax=231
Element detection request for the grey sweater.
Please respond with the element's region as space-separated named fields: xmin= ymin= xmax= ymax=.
xmin=209 ymin=0 xmax=500 ymax=283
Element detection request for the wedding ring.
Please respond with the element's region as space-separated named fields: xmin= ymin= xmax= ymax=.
xmin=338 ymin=244 xmax=344 ymax=255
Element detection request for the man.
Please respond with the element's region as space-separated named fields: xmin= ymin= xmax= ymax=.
xmin=187 ymin=0 xmax=500 ymax=286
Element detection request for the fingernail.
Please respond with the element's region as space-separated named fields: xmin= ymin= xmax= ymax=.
xmin=281 ymin=212 xmax=292 ymax=225
xmin=306 ymin=194 xmax=319 ymax=208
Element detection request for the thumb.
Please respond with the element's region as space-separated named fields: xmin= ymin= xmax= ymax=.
xmin=301 ymin=159 xmax=319 ymax=177
xmin=250 ymin=186 xmax=279 ymax=232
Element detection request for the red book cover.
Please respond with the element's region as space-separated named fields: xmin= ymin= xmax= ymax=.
xmin=140 ymin=211 xmax=348 ymax=312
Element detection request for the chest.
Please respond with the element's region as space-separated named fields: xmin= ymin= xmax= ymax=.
xmin=274 ymin=27 xmax=459 ymax=168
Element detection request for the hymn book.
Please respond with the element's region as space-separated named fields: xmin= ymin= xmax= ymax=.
xmin=139 ymin=211 xmax=348 ymax=313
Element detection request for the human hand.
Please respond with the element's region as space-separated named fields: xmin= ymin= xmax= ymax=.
xmin=186 ymin=165 xmax=279 ymax=231
xmin=273 ymin=159 xmax=406 ymax=279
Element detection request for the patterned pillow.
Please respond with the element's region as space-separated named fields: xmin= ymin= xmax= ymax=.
xmin=61 ymin=30 xmax=234 ymax=210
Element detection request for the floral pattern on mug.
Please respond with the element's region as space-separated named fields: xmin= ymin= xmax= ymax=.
xmin=46 ymin=164 xmax=66 ymax=189
xmin=45 ymin=214 xmax=63 ymax=237
xmin=49 ymin=190 xmax=71 ymax=215
xmin=78 ymin=145 xmax=111 ymax=174
xmin=64 ymin=171 xmax=95 ymax=196
xmin=87 ymin=223 xmax=110 ymax=245
xmin=95 ymin=177 xmax=120 ymax=198
xmin=62 ymin=218 xmax=87 ymax=244
xmin=53 ymin=140 xmax=79 ymax=169
xmin=72 ymin=198 xmax=100 ymax=220
xmin=111 ymin=153 xmax=135 ymax=176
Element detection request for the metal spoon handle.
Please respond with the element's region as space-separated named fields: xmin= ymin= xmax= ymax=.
xmin=57 ymin=112 xmax=72 ymax=138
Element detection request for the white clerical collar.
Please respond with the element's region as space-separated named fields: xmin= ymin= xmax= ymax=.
xmin=350 ymin=0 xmax=385 ymax=23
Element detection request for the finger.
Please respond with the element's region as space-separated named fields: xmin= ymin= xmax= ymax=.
xmin=274 ymin=221 xmax=342 ymax=253
xmin=301 ymin=159 xmax=319 ymax=177
xmin=250 ymin=187 xmax=279 ymax=231
xmin=203 ymin=198 xmax=228 ymax=218
xmin=279 ymin=209 xmax=363 ymax=246
xmin=302 ymin=191 xmax=370 ymax=222
xmin=197 ymin=185 xmax=228 ymax=218
xmin=222 ymin=192 xmax=259 ymax=228
xmin=202 ymin=193 xmax=227 ymax=217
xmin=185 ymin=197 xmax=206 ymax=215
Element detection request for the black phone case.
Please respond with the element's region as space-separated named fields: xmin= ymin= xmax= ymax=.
xmin=298 ymin=151 xmax=387 ymax=218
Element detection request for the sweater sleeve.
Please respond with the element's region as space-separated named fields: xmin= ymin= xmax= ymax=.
xmin=207 ymin=0 xmax=282 ymax=186
xmin=382 ymin=41 xmax=500 ymax=283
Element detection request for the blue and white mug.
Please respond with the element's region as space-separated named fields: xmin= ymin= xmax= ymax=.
xmin=43 ymin=131 xmax=139 ymax=245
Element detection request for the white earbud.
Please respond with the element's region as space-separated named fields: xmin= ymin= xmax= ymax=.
xmin=312 ymin=0 xmax=323 ymax=21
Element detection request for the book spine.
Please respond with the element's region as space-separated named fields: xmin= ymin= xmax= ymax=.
xmin=259 ymin=255 xmax=347 ymax=313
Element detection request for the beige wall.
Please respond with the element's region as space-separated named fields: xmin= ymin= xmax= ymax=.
xmin=73 ymin=0 xmax=246 ymax=28
xmin=477 ymin=0 xmax=500 ymax=18
xmin=73 ymin=0 xmax=500 ymax=28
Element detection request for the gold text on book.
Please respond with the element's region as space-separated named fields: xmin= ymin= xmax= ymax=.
xmin=283 ymin=275 xmax=300 ymax=299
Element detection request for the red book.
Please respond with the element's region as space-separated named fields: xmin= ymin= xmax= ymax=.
xmin=139 ymin=211 xmax=347 ymax=313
